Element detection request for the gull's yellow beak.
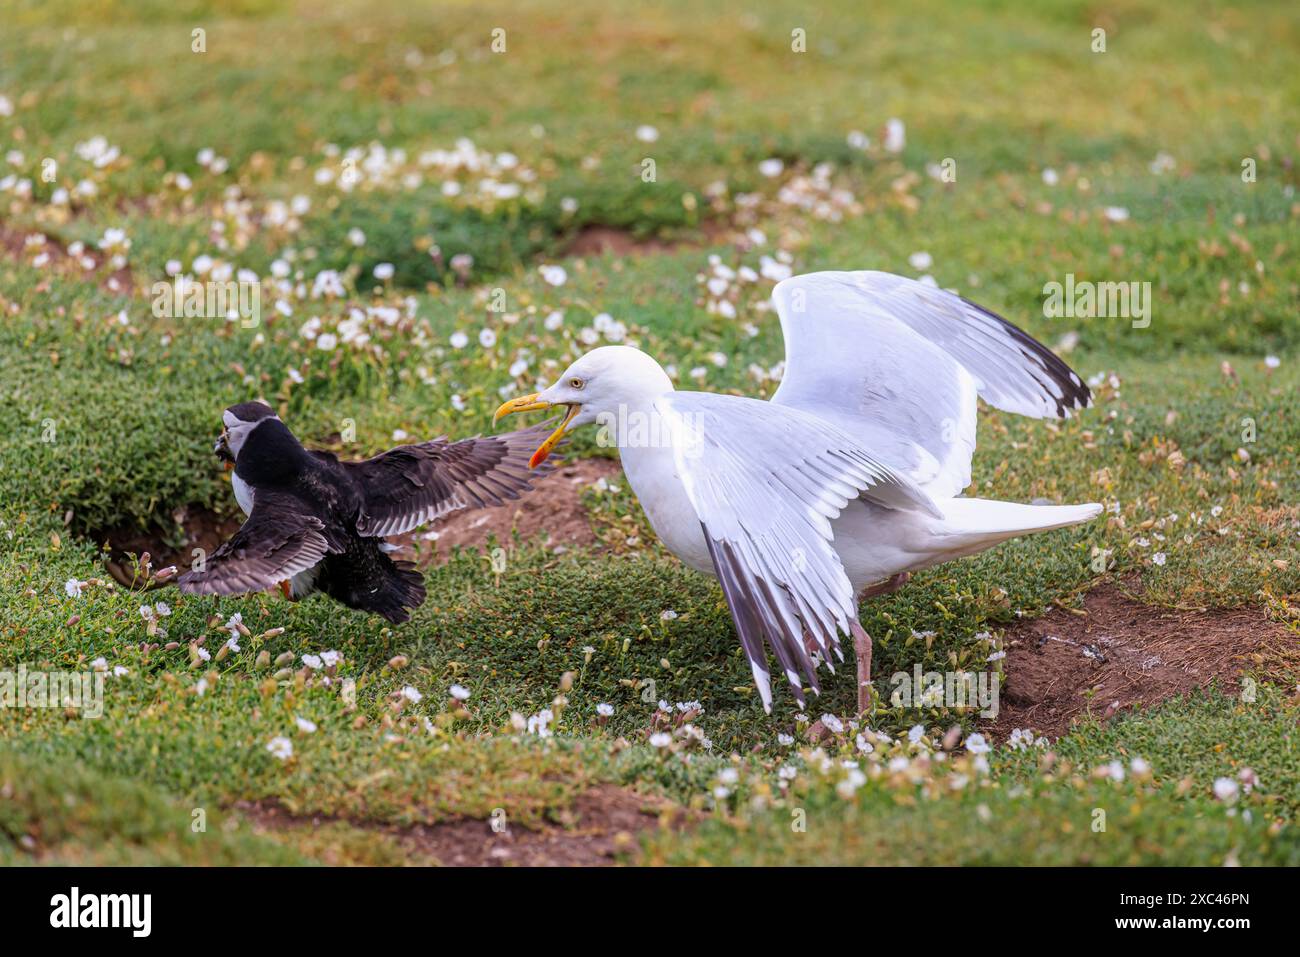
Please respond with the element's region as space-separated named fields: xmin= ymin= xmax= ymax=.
xmin=493 ymin=393 xmax=580 ymax=469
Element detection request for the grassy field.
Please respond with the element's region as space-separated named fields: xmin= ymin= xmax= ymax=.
xmin=1 ymin=0 xmax=1297 ymax=865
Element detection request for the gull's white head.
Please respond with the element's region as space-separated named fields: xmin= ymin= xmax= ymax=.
xmin=493 ymin=346 xmax=673 ymax=467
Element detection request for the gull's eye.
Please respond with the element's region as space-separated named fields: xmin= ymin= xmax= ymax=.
xmin=569 ymin=377 xmax=585 ymax=390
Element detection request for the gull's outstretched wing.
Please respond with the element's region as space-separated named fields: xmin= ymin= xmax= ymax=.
xmin=344 ymin=425 xmax=553 ymax=538
xmin=770 ymin=271 xmax=1091 ymax=498
xmin=661 ymin=391 xmax=941 ymax=712
xmin=177 ymin=488 xmax=334 ymax=596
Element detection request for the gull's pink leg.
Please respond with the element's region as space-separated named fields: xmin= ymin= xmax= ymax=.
xmin=849 ymin=620 xmax=872 ymax=715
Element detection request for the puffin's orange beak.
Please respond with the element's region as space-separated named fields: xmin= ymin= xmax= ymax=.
xmin=493 ymin=393 xmax=579 ymax=468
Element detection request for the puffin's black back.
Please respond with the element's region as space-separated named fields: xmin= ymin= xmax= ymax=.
xmin=234 ymin=418 xmax=312 ymax=486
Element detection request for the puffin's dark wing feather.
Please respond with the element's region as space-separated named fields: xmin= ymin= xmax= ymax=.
xmin=177 ymin=489 xmax=332 ymax=596
xmin=348 ymin=424 xmax=555 ymax=538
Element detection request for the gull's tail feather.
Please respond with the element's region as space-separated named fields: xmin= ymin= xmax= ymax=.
xmin=928 ymin=498 xmax=1102 ymax=560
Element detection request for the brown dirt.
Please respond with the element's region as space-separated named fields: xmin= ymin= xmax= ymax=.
xmin=985 ymin=582 xmax=1296 ymax=741
xmin=235 ymin=785 xmax=675 ymax=866
xmin=94 ymin=504 xmax=241 ymax=588
xmin=562 ymin=222 xmax=729 ymax=258
xmin=0 ymin=223 xmax=134 ymax=294
xmin=395 ymin=457 xmax=621 ymax=565
xmin=92 ymin=459 xmax=623 ymax=586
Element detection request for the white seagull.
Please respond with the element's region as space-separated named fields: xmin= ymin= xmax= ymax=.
xmin=495 ymin=271 xmax=1101 ymax=713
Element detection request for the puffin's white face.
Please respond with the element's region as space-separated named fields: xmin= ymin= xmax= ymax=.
xmin=218 ymin=409 xmax=276 ymax=462
xmin=493 ymin=346 xmax=674 ymax=466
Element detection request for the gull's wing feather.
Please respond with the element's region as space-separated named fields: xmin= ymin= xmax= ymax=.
xmin=345 ymin=425 xmax=554 ymax=538
xmin=662 ymin=392 xmax=940 ymax=712
xmin=177 ymin=488 xmax=333 ymax=596
xmin=770 ymin=271 xmax=1091 ymax=497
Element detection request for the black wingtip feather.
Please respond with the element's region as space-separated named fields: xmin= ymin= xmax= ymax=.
xmin=959 ymin=295 xmax=1093 ymax=417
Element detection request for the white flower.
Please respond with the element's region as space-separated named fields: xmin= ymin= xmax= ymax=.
xmin=718 ymin=767 xmax=739 ymax=786
xmin=1152 ymin=552 xmax=1167 ymax=566
xmin=449 ymin=331 xmax=469 ymax=349
xmin=301 ymin=654 xmax=323 ymax=670
xmin=820 ymin=714 xmax=845 ymax=735
xmin=908 ymin=724 xmax=925 ymax=744
xmin=1130 ymin=757 xmax=1151 ymax=776
xmin=1103 ymin=206 xmax=1130 ymax=223
xmin=596 ymin=703 xmax=614 ymax=717
xmin=758 ymin=158 xmax=784 ymax=178
xmin=1213 ymin=777 xmax=1239 ymax=802
xmin=964 ymin=733 xmax=991 ymax=755
xmin=777 ymin=733 xmax=794 ymax=746
xmin=449 ymin=684 xmax=471 ymax=701
xmin=311 ymin=269 xmax=346 ymax=298
xmin=1042 ymin=167 xmax=1059 ymax=186
xmin=659 ymin=609 xmax=678 ymax=621
xmin=635 ymin=125 xmax=660 ymax=143
xmin=373 ymin=262 xmax=395 ymax=280
xmin=400 ymin=685 xmax=423 ymax=703
xmin=544 ymin=310 xmax=564 ymax=331
xmin=527 ymin=708 xmax=554 ymax=737
xmin=883 ymin=118 xmax=906 ymax=153
xmin=347 ymin=227 xmax=366 ymax=246
xmin=649 ymin=732 xmax=672 ymax=748
xmin=295 ymin=716 xmax=318 ymax=733
xmin=539 ymin=264 xmax=567 ymax=286
xmin=64 ymin=578 xmax=84 ymax=598
xmin=112 ymin=665 xmax=129 ymax=677
xmin=320 ymin=650 xmax=341 ymax=667
xmin=478 ymin=328 xmax=497 ymax=348
xmin=195 ymin=647 xmax=211 ymax=662
xmin=90 ymin=657 xmax=108 ymax=672
xmin=316 ymin=333 xmax=338 ymax=351
xmin=1264 ymin=355 xmax=1280 ymax=369
xmin=908 ymin=251 xmax=933 ymax=271
xmin=266 ymin=736 xmax=294 ymax=760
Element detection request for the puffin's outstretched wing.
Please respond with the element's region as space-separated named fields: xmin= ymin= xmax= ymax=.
xmin=346 ymin=424 xmax=555 ymax=538
xmin=660 ymin=391 xmax=941 ymax=713
xmin=771 ymin=271 xmax=1092 ymax=497
xmin=177 ymin=488 xmax=333 ymax=596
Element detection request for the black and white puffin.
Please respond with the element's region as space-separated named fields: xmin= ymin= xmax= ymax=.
xmin=177 ymin=401 xmax=552 ymax=622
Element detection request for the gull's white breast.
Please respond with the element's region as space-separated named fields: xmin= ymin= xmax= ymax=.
xmin=617 ymin=440 xmax=714 ymax=575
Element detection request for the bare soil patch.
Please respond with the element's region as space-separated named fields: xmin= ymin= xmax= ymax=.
xmin=92 ymin=459 xmax=622 ymax=586
xmin=985 ymin=582 xmax=1295 ymax=741
xmin=0 ymin=223 xmax=134 ymax=294
xmin=236 ymin=785 xmax=674 ymax=866
xmin=94 ymin=504 xmax=240 ymax=588
xmin=562 ymin=222 xmax=728 ymax=258
xmin=397 ymin=457 xmax=621 ymax=565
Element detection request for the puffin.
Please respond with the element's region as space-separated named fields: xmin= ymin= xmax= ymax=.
xmin=177 ymin=401 xmax=552 ymax=622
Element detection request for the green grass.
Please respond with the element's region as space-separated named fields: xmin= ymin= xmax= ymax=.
xmin=0 ymin=0 xmax=1297 ymax=864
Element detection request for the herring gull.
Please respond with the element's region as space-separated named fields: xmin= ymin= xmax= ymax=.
xmin=495 ymin=270 xmax=1101 ymax=712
